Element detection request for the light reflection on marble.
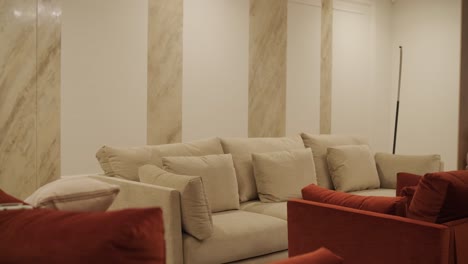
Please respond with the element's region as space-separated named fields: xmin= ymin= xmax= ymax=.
xmin=248 ymin=0 xmax=287 ymax=137
xmin=147 ymin=0 xmax=183 ymax=145
xmin=37 ymin=0 xmax=61 ymax=187
xmin=320 ymin=0 xmax=333 ymax=134
xmin=0 ymin=0 xmax=37 ymax=199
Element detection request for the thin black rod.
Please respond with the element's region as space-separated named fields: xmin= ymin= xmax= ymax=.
xmin=393 ymin=46 xmax=403 ymax=154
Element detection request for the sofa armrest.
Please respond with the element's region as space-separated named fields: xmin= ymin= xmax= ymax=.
xmin=86 ymin=175 xmax=183 ymax=264
xmin=288 ymin=199 xmax=451 ymax=264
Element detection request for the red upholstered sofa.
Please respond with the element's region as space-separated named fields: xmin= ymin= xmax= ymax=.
xmin=287 ymin=171 xmax=468 ymax=264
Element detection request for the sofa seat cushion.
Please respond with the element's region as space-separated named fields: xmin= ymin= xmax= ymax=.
xmin=220 ymin=136 xmax=305 ymax=202
xmin=348 ymin=188 xmax=395 ymax=197
xmin=183 ymin=210 xmax=288 ymax=264
xmin=240 ymin=200 xmax=287 ymax=220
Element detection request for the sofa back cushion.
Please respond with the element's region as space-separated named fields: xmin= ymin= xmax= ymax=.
xmin=220 ymin=136 xmax=305 ymax=202
xmin=302 ymin=184 xmax=406 ymax=216
xmin=375 ymin=153 xmax=441 ymax=189
xmin=408 ymin=171 xmax=468 ymax=223
xmin=301 ymin=133 xmax=368 ymax=190
xmin=162 ymin=154 xmax=239 ymax=213
xmin=0 ymin=189 xmax=165 ymax=264
xmin=25 ymin=177 xmax=120 ymax=212
xmin=139 ymin=165 xmax=213 ymax=240
xmin=96 ymin=138 xmax=224 ymax=181
xmin=396 ymin=172 xmax=422 ymax=196
xmin=326 ymin=145 xmax=380 ymax=192
xmin=252 ymin=148 xmax=317 ymax=202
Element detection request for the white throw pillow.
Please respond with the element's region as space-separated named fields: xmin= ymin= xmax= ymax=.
xmin=252 ymin=148 xmax=317 ymax=202
xmin=162 ymin=154 xmax=240 ymax=213
xmin=300 ymin=133 xmax=368 ymax=189
xmin=327 ymin=145 xmax=380 ymax=192
xmin=25 ymin=177 xmax=120 ymax=212
xmin=220 ymin=136 xmax=305 ymax=202
xmin=139 ymin=164 xmax=213 ymax=240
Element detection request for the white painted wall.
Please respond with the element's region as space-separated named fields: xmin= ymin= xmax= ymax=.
xmin=371 ymin=0 xmax=394 ymax=152
xmin=286 ymin=0 xmax=321 ymax=136
xmin=61 ymin=0 xmax=148 ymax=176
xmin=182 ymin=0 xmax=249 ymax=141
xmin=332 ymin=1 xmax=374 ymax=143
xmin=391 ymin=0 xmax=461 ymax=169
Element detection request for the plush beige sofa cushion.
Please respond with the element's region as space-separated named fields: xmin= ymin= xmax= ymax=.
xmin=25 ymin=177 xmax=120 ymax=212
xmin=162 ymin=154 xmax=239 ymax=213
xmin=139 ymin=164 xmax=213 ymax=240
xmin=349 ymin=188 xmax=395 ymax=197
xmin=96 ymin=138 xmax=224 ymax=181
xmin=252 ymin=148 xmax=317 ymax=202
xmin=183 ymin=210 xmax=288 ymax=264
xmin=220 ymin=136 xmax=305 ymax=202
xmin=375 ymin=153 xmax=442 ymax=189
xmin=240 ymin=201 xmax=287 ymax=220
xmin=327 ymin=145 xmax=380 ymax=192
xmin=301 ymin=133 xmax=368 ymax=189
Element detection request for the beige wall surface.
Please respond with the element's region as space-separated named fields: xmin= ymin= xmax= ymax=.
xmin=61 ymin=0 xmax=148 ymax=176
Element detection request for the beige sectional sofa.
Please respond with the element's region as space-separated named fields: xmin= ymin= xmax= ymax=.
xmin=86 ymin=133 xmax=443 ymax=264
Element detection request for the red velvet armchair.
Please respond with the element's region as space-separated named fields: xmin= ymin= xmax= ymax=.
xmin=288 ymin=171 xmax=468 ymax=264
xmin=271 ymin=247 xmax=343 ymax=264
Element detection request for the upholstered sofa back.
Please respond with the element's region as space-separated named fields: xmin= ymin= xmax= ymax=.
xmin=96 ymin=137 xmax=224 ymax=181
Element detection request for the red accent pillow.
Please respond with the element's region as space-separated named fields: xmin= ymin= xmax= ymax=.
xmin=0 ymin=189 xmax=165 ymax=264
xmin=400 ymin=185 xmax=417 ymax=208
xmin=408 ymin=171 xmax=468 ymax=223
xmin=396 ymin=172 xmax=422 ymax=196
xmin=0 ymin=189 xmax=26 ymax=204
xmin=302 ymin=184 xmax=407 ymax=216
xmin=271 ymin=247 xmax=343 ymax=264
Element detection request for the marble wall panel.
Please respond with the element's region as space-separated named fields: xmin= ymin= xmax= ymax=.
xmin=320 ymin=0 xmax=333 ymax=134
xmin=37 ymin=0 xmax=61 ymax=186
xmin=0 ymin=0 xmax=37 ymax=198
xmin=248 ymin=0 xmax=287 ymax=137
xmin=147 ymin=0 xmax=183 ymax=145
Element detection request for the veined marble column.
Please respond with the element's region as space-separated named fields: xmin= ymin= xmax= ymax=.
xmin=37 ymin=0 xmax=61 ymax=187
xmin=248 ymin=0 xmax=287 ymax=137
xmin=320 ymin=0 xmax=333 ymax=134
xmin=0 ymin=0 xmax=38 ymax=198
xmin=147 ymin=0 xmax=183 ymax=145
